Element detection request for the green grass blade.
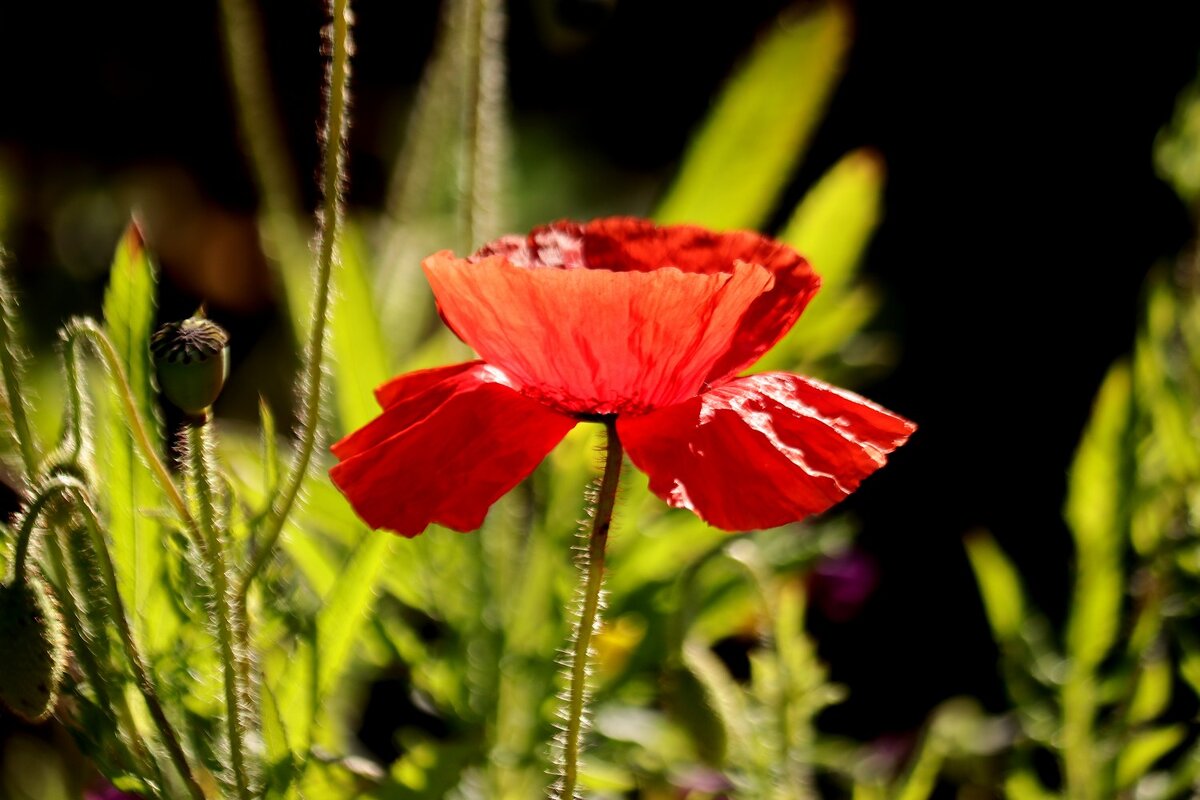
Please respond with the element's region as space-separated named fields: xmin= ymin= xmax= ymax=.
xmin=1115 ymin=726 xmax=1186 ymax=789
xmin=778 ymin=148 xmax=884 ymax=299
xmin=330 ymin=223 xmax=391 ymax=432
xmin=963 ymin=530 xmax=1027 ymax=642
xmin=317 ymin=529 xmax=392 ymax=699
xmin=755 ymin=148 xmax=885 ymax=373
xmin=1064 ymin=363 xmax=1132 ymax=667
xmin=655 ymin=2 xmax=850 ymax=229
xmin=1062 ymin=361 xmax=1133 ymax=800
xmin=100 ymin=224 xmax=175 ymax=652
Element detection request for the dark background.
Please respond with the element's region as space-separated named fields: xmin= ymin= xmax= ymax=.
xmin=1 ymin=0 xmax=1199 ymax=743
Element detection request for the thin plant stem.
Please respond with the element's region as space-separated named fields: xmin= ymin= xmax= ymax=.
xmin=188 ymin=421 xmax=251 ymax=800
xmin=40 ymin=526 xmax=158 ymax=786
xmin=460 ymin=0 xmax=505 ymax=249
xmin=239 ymin=0 xmax=352 ymax=597
xmin=61 ymin=319 xmax=202 ymax=552
xmin=559 ymin=421 xmax=623 ymax=800
xmin=0 ymin=265 xmax=38 ymax=481
xmin=68 ymin=482 xmax=207 ymax=800
xmin=216 ymin=0 xmax=312 ymax=333
xmin=9 ymin=481 xmax=67 ymax=579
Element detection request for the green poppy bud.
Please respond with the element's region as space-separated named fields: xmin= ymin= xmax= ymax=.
xmin=151 ymin=317 xmax=230 ymax=418
xmin=0 ymin=574 xmax=67 ymax=722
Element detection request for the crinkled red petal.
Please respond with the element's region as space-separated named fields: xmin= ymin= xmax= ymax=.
xmin=329 ymin=362 xmax=576 ymax=536
xmin=473 ymin=217 xmax=820 ymax=384
xmin=618 ymin=372 xmax=915 ymax=531
xmin=423 ymin=252 xmax=774 ymax=415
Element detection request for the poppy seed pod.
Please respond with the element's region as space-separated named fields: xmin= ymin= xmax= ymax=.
xmin=0 ymin=574 xmax=67 ymax=722
xmin=151 ymin=317 xmax=230 ymax=417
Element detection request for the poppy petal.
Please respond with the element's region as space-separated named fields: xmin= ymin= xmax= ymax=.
xmin=618 ymin=372 xmax=915 ymax=531
xmin=423 ymin=253 xmax=775 ymax=414
xmin=330 ymin=364 xmax=576 ymax=536
xmin=473 ymin=217 xmax=821 ymax=384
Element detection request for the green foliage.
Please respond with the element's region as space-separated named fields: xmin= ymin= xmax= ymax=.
xmin=0 ymin=1 xmax=982 ymax=798
xmin=754 ymin=148 xmax=886 ymax=377
xmin=99 ymin=227 xmax=177 ymax=653
xmin=957 ymin=67 xmax=1200 ymax=800
xmin=656 ymin=2 xmax=850 ymax=229
xmin=1156 ymin=73 xmax=1200 ymax=208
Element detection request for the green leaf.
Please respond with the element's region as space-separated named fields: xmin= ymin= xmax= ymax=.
xmin=1128 ymin=655 xmax=1172 ymax=724
xmin=1064 ymin=362 xmax=1132 ymax=668
xmin=1114 ymin=725 xmax=1185 ymax=789
xmin=270 ymin=634 xmax=319 ymax=768
xmin=779 ymin=148 xmax=884 ymax=300
xmin=748 ymin=149 xmax=885 ymax=374
xmin=99 ymin=224 xmax=176 ymax=653
xmin=963 ymin=530 xmax=1027 ymax=642
xmin=1003 ymin=771 xmax=1059 ymax=800
xmin=655 ymin=2 xmax=850 ymax=229
xmin=1154 ymin=75 xmax=1200 ymax=206
xmin=315 ymin=529 xmax=394 ymax=698
xmin=1061 ymin=362 xmax=1132 ymax=799
xmin=330 ymin=222 xmax=392 ymax=432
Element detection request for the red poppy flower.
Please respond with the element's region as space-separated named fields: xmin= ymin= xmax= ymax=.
xmin=330 ymin=217 xmax=914 ymax=536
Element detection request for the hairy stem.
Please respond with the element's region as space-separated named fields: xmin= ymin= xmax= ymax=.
xmin=240 ymin=0 xmax=352 ymax=597
xmin=216 ymin=0 xmax=312 ymax=332
xmin=559 ymin=422 xmax=623 ymax=800
xmin=0 ymin=265 xmax=38 ymax=481
xmin=9 ymin=480 xmax=68 ymax=579
xmin=40 ymin=525 xmax=157 ymax=783
xmin=188 ymin=422 xmax=251 ymax=799
xmin=60 ymin=319 xmax=202 ymax=553
xmin=68 ymin=482 xmax=206 ymax=800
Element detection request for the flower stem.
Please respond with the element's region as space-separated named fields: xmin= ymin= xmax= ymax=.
xmin=559 ymin=421 xmax=623 ymax=800
xmin=0 ymin=264 xmax=38 ymax=482
xmin=61 ymin=319 xmax=203 ymax=553
xmin=187 ymin=421 xmax=252 ymax=800
xmin=71 ymin=484 xmax=206 ymax=800
xmin=238 ymin=0 xmax=352 ymax=598
xmin=10 ymin=480 xmax=71 ymax=580
xmin=40 ymin=525 xmax=159 ymax=785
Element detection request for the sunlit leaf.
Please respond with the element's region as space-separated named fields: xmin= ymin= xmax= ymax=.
xmin=779 ymin=148 xmax=884 ymax=301
xmin=655 ymin=3 xmax=850 ymax=229
xmin=330 ymin=222 xmax=392 ymax=432
xmin=99 ymin=223 xmax=176 ymax=654
xmin=314 ymin=529 xmax=393 ymax=697
xmin=1114 ymin=725 xmax=1185 ymax=789
xmin=1003 ymin=769 xmax=1058 ymax=800
xmin=1064 ymin=362 xmax=1132 ymax=667
xmin=1155 ymin=75 xmax=1200 ymax=206
xmin=964 ymin=530 xmax=1027 ymax=642
xmin=1128 ymin=654 xmax=1172 ymax=724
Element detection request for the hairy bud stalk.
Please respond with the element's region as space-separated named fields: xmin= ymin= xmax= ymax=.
xmin=0 ymin=262 xmax=40 ymax=481
xmin=184 ymin=412 xmax=257 ymax=799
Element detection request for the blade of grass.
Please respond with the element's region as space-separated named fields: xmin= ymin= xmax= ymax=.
xmin=1062 ymin=362 xmax=1133 ymax=800
xmin=655 ymin=3 xmax=850 ymax=229
xmin=100 ymin=224 xmax=177 ymax=653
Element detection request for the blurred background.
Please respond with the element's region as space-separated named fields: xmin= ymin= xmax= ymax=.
xmin=2 ymin=0 xmax=1200 ymax=796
